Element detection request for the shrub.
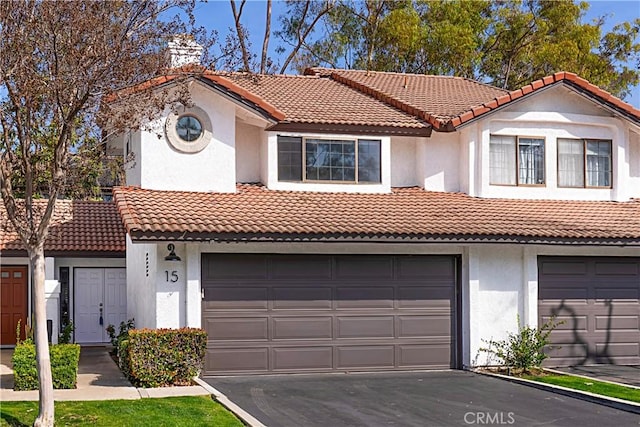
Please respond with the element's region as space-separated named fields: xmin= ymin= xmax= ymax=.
xmin=106 ymin=318 xmax=135 ymax=352
xmin=50 ymin=344 xmax=81 ymax=388
xmin=117 ymin=338 xmax=131 ymax=380
xmin=12 ymin=342 xmax=81 ymax=390
xmin=11 ymin=342 xmax=37 ymax=391
xmin=15 ymin=319 xmax=33 ymax=345
xmin=120 ymin=328 xmax=207 ymax=388
xmin=480 ymin=316 xmax=563 ymax=371
xmin=58 ymin=321 xmax=75 ymax=344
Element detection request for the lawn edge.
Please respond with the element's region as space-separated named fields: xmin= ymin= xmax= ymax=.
xmin=543 ymin=368 xmax=640 ymax=390
xmin=473 ymin=369 xmax=640 ymax=415
xmin=193 ymin=377 xmax=266 ymax=427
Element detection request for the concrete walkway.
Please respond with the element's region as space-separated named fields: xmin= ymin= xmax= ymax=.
xmin=0 ymin=346 xmax=210 ymax=401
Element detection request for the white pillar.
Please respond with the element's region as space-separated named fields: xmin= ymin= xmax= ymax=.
xmin=156 ymin=243 xmax=185 ymax=328
xmin=185 ymin=245 xmax=202 ymax=328
xmin=463 ymin=246 xmax=481 ymax=368
xmin=44 ymin=257 xmax=60 ymax=344
xmin=522 ymin=246 xmax=538 ymax=328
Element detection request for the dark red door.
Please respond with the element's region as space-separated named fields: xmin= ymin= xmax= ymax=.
xmin=1 ymin=266 xmax=28 ymax=345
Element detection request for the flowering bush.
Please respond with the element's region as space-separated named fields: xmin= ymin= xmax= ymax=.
xmin=480 ymin=316 xmax=563 ymax=371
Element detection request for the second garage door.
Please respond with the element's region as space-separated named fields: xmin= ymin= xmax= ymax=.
xmin=539 ymin=257 xmax=640 ymax=367
xmin=202 ymin=254 xmax=458 ymax=375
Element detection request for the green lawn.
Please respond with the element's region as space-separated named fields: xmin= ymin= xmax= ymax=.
xmin=0 ymin=396 xmax=243 ymax=427
xmin=522 ymin=374 xmax=640 ymax=403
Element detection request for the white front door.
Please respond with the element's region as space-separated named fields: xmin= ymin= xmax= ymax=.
xmin=75 ymin=268 xmax=126 ymax=343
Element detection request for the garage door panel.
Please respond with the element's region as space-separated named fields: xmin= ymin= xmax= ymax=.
xmin=540 ymin=315 xmax=588 ymax=331
xmin=594 ymin=262 xmax=639 ymax=276
xmin=202 ymin=254 xmax=457 ymax=375
xmin=335 ymin=257 xmax=394 ymax=279
xmin=271 ymin=255 xmax=333 ymax=279
xmin=594 ymin=288 xmax=639 ymax=300
xmin=272 ymin=287 xmax=333 ymax=309
xmin=335 ymin=287 xmax=394 ymax=309
xmin=272 ymin=317 xmax=333 ymax=340
xmin=205 ymin=317 xmax=269 ymax=341
xmin=398 ymin=316 xmax=450 ymax=338
xmin=204 ymin=287 xmax=268 ymax=310
xmin=336 ymin=345 xmax=395 ymax=368
xmin=541 ymin=261 xmax=587 ymax=275
xmin=337 ymin=316 xmax=394 ymax=338
xmin=273 ymin=347 xmax=333 ymax=370
xmin=595 ymin=343 xmax=640 ymax=359
xmin=539 ymin=286 xmax=588 ymax=300
xmin=396 ymin=256 xmax=455 ymax=280
xmin=207 ymin=348 xmax=269 ymax=373
xmin=399 ymin=344 xmax=451 ymax=367
xmin=204 ymin=254 xmax=268 ymax=280
xmin=595 ymin=315 xmax=639 ymax=331
xmin=545 ymin=343 xmax=588 ymax=359
xmin=539 ymin=256 xmax=640 ymax=367
xmin=398 ymin=286 xmax=453 ymax=308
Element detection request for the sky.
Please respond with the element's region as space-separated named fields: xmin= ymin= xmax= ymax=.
xmin=192 ymin=0 xmax=640 ymax=108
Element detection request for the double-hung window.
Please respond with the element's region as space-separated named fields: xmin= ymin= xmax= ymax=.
xmin=277 ymin=135 xmax=381 ymax=183
xmin=558 ymin=139 xmax=612 ymax=188
xmin=490 ymin=135 xmax=545 ymax=185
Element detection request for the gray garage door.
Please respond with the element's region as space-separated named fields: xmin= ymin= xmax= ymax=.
xmin=539 ymin=257 xmax=640 ymax=367
xmin=201 ymin=254 xmax=458 ymax=375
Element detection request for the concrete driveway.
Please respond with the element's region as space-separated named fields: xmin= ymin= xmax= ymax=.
xmin=206 ymin=370 xmax=640 ymax=427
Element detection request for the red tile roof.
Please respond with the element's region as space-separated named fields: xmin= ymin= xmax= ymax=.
xmin=200 ymin=73 xmax=286 ymax=121
xmin=306 ymin=68 xmax=640 ymax=131
xmin=448 ymin=71 xmax=640 ymax=129
xmin=219 ymin=73 xmax=431 ymax=134
xmin=111 ymin=67 xmax=639 ymax=134
xmin=307 ymin=68 xmax=507 ymax=131
xmin=113 ymin=185 xmax=640 ymax=245
xmin=1 ymin=200 xmax=126 ymax=255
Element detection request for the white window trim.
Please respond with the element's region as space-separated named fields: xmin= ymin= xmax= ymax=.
xmin=266 ymin=132 xmax=391 ymax=194
xmin=489 ymin=134 xmax=546 ymax=187
xmin=557 ymin=138 xmax=613 ymax=189
xmin=165 ymin=105 xmax=213 ymax=153
xmin=278 ymin=136 xmax=382 ymax=184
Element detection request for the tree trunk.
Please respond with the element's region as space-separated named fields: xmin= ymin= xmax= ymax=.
xmin=260 ymin=0 xmax=272 ymax=74
xmin=31 ymin=243 xmax=54 ymax=427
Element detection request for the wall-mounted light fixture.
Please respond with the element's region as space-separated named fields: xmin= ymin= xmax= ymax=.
xmin=164 ymin=243 xmax=181 ymax=261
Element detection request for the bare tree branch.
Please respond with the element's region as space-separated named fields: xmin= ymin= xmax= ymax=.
xmin=279 ymin=0 xmax=334 ymax=74
xmin=261 ymin=0 xmax=272 ymax=74
xmin=230 ymin=0 xmax=251 ymax=72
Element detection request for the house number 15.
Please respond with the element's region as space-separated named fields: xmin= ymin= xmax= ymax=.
xmin=165 ymin=270 xmax=178 ymax=283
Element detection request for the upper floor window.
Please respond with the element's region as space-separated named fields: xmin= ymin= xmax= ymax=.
xmin=277 ymin=135 xmax=381 ymax=183
xmin=558 ymin=139 xmax=612 ymax=188
xmin=490 ymin=135 xmax=545 ymax=186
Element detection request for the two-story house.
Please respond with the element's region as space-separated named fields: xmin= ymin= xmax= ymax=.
xmin=2 ymin=47 xmax=639 ymax=376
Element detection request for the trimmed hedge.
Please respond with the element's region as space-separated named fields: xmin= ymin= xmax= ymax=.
xmin=120 ymin=328 xmax=207 ymax=388
xmin=12 ymin=342 xmax=81 ymax=390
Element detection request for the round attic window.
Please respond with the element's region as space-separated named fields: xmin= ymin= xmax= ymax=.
xmin=176 ymin=115 xmax=202 ymax=142
xmin=165 ymin=106 xmax=212 ymax=153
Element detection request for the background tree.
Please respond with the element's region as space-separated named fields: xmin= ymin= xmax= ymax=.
xmin=275 ymin=0 xmax=639 ymax=100
xmin=480 ymin=0 xmax=640 ymax=96
xmin=229 ymin=0 xmax=276 ymax=73
xmin=0 ymin=1 xmax=206 ymax=425
xmin=275 ymin=0 xmax=337 ymax=73
xmin=229 ymin=0 xmax=254 ymax=71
